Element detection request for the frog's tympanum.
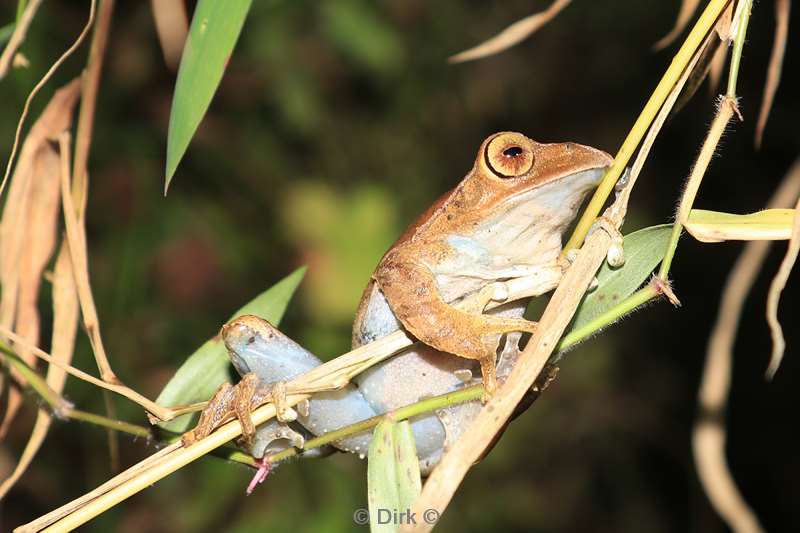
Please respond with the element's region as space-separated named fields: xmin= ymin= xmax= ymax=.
xmin=189 ymin=132 xmax=613 ymax=474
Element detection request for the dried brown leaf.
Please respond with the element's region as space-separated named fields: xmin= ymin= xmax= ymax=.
xmin=0 ymin=404 xmax=52 ymax=499
xmin=0 ymin=146 xmax=62 ymax=437
xmin=654 ymin=0 xmax=702 ymax=50
xmin=150 ymin=0 xmax=188 ymax=70
xmin=15 ymin=145 xmax=61 ymax=358
xmin=48 ymin=242 xmax=80 ymax=395
xmin=0 ymin=2 xmax=95 ymax=199
xmin=765 ymin=194 xmax=800 ymax=378
xmin=673 ymin=2 xmax=732 ymax=113
xmin=755 ymin=0 xmax=790 ymax=148
xmin=0 ymin=80 xmax=80 ymax=436
xmin=448 ymin=0 xmax=571 ymax=63
xmin=693 ymin=160 xmax=800 ymax=533
xmin=714 ymin=1 xmax=735 ymax=43
xmin=708 ymin=42 xmax=729 ymax=94
xmin=0 ymin=243 xmax=81 ymax=499
xmin=57 ymin=133 xmax=117 ymax=384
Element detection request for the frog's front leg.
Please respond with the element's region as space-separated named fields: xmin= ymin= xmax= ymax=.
xmin=458 ymin=262 xmax=566 ymax=314
xmin=375 ymin=252 xmax=537 ymax=400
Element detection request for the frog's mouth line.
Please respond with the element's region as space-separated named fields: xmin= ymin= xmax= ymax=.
xmin=505 ymin=165 xmax=608 ymax=207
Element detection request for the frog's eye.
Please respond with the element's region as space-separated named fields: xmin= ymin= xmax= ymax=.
xmin=485 ymin=135 xmax=535 ymax=178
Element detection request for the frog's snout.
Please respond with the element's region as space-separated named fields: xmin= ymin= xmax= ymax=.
xmin=221 ymin=314 xmax=278 ymax=354
xmin=563 ymin=142 xmax=614 ymax=172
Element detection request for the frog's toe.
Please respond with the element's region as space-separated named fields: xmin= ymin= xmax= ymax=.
xmin=588 ymin=216 xmax=625 ymax=267
xmin=251 ymin=421 xmax=308 ymax=459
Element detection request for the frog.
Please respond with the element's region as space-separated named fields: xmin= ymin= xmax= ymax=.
xmin=186 ymin=132 xmax=613 ymax=476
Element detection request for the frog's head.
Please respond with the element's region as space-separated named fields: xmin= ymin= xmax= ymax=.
xmin=222 ymin=315 xmax=319 ymax=380
xmin=459 ymin=132 xmax=613 ymax=261
xmin=471 ymin=131 xmax=613 ymax=207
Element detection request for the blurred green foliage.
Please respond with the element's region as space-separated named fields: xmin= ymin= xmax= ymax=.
xmin=1 ymin=1 xmax=799 ymax=532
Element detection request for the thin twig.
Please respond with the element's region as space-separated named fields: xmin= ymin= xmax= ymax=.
xmin=0 ymin=0 xmax=97 ymax=199
xmin=72 ymin=0 xmax=115 ymax=208
xmin=18 ymin=332 xmax=415 ymax=531
xmin=448 ymin=0 xmax=572 ymax=63
xmin=0 ymin=325 xmax=196 ymax=422
xmin=563 ymin=0 xmax=732 ymax=254
xmin=765 ymin=194 xmax=800 ymax=378
xmin=660 ymin=96 xmax=738 ymax=278
xmin=755 ymin=0 xmax=790 ymax=148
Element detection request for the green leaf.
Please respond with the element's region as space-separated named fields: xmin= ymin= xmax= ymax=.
xmin=16 ymin=0 xmax=27 ymax=24
xmin=0 ymin=23 xmax=14 ymax=46
xmin=392 ymin=421 xmax=422 ymax=512
xmin=685 ymin=208 xmax=795 ymax=242
xmin=368 ymin=419 xmax=421 ymax=533
xmin=569 ymin=225 xmax=672 ymax=332
xmin=165 ymin=0 xmax=253 ymax=192
xmin=156 ymin=267 xmax=306 ymax=432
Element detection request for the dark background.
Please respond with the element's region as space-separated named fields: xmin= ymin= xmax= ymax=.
xmin=1 ymin=1 xmax=798 ymax=531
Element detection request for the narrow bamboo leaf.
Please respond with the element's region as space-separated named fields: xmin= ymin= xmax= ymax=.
xmin=0 ymin=23 xmax=14 ymax=46
xmin=16 ymin=0 xmax=29 ymax=24
xmin=165 ymin=0 xmax=252 ymax=192
xmin=157 ymin=267 xmax=305 ymax=432
xmin=367 ymin=419 xmax=422 ymax=532
xmin=368 ymin=419 xmax=400 ymax=533
xmin=393 ymin=421 xmax=422 ymax=513
xmin=570 ymin=225 xmax=672 ymax=331
xmin=685 ymin=208 xmax=795 ymax=242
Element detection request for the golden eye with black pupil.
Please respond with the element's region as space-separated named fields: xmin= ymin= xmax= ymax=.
xmin=485 ymin=134 xmax=534 ymax=177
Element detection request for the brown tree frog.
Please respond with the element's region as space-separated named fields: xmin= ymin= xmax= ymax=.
xmin=188 ymin=132 xmax=613 ymax=475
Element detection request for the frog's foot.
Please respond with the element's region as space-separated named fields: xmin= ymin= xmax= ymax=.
xmin=251 ymin=420 xmax=307 ymax=459
xmin=532 ymin=364 xmax=560 ymax=393
xmin=234 ymin=373 xmax=260 ymax=448
xmin=465 ymin=282 xmax=511 ymax=314
xmin=182 ymin=372 xmax=271 ymax=448
xmin=183 ymin=382 xmax=235 ymax=446
xmin=475 ymin=316 xmax=538 ymax=402
xmin=588 ymin=216 xmax=625 ymax=268
xmin=270 ymin=381 xmax=298 ymax=424
xmin=479 ymin=356 xmax=497 ymax=403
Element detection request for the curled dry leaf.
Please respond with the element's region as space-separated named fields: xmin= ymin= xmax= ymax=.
xmin=693 ymin=160 xmax=800 ymax=533
xmin=755 ymin=0 xmax=790 ymax=148
xmin=765 ymin=195 xmax=800 ymax=378
xmin=58 ymin=133 xmax=117 ymax=383
xmin=707 ymin=42 xmax=729 ymax=95
xmin=150 ymin=0 xmax=189 ymax=70
xmin=0 ymin=244 xmax=79 ymax=499
xmin=448 ymin=0 xmax=571 ymax=63
xmin=653 ymin=0 xmax=701 ymax=50
xmin=707 ymin=0 xmax=733 ymax=94
xmin=672 ymin=1 xmax=732 ymax=114
xmin=0 ymin=79 xmax=81 ymax=437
